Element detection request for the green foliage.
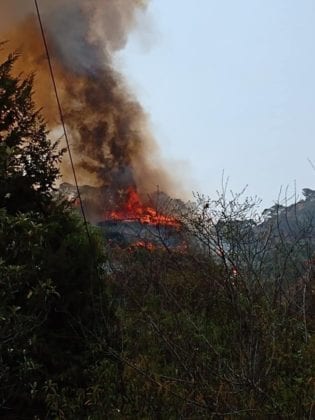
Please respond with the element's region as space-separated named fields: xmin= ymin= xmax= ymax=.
xmin=0 ymin=204 xmax=112 ymax=418
xmin=0 ymin=52 xmax=115 ymax=418
xmin=0 ymin=50 xmax=313 ymax=419
xmin=95 ymin=249 xmax=314 ymax=418
xmin=0 ymin=52 xmax=63 ymax=214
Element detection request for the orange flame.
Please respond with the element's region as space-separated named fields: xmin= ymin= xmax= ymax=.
xmin=133 ymin=240 xmax=156 ymax=250
xmin=105 ymin=187 xmax=181 ymax=228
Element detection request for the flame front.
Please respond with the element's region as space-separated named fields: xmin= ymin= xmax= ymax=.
xmin=106 ymin=187 xmax=181 ymax=228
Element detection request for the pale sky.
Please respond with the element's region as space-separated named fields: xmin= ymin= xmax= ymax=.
xmin=117 ymin=0 xmax=315 ymax=208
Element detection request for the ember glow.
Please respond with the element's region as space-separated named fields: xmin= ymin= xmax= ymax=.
xmin=132 ymin=240 xmax=156 ymax=250
xmin=106 ymin=187 xmax=181 ymax=228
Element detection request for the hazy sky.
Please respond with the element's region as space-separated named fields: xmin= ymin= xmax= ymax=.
xmin=117 ymin=0 xmax=315 ymax=207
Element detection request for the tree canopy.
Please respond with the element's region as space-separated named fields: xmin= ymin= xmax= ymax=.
xmin=0 ymin=51 xmax=112 ymax=418
xmin=0 ymin=51 xmax=63 ymax=214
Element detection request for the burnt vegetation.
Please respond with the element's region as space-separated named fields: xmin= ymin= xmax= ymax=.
xmin=0 ymin=54 xmax=314 ymax=419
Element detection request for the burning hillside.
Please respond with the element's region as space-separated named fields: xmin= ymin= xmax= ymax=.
xmin=1 ymin=0 xmax=185 ymax=223
xmin=102 ymin=186 xmax=183 ymax=249
xmin=60 ymin=182 xmax=185 ymax=249
xmin=105 ymin=187 xmax=181 ymax=228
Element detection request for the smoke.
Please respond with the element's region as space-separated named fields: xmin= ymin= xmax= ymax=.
xmin=1 ymin=0 xmax=184 ymax=210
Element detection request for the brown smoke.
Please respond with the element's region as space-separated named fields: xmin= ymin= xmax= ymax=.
xmin=1 ymin=0 xmax=184 ymax=216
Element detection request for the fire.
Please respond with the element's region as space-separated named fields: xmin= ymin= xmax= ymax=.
xmin=132 ymin=241 xmax=156 ymax=250
xmin=106 ymin=187 xmax=181 ymax=228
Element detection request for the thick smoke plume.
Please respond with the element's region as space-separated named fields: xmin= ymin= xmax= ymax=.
xmin=1 ymin=0 xmax=183 ymax=219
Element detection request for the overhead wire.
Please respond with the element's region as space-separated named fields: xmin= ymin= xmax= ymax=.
xmin=33 ymin=0 xmax=92 ymax=244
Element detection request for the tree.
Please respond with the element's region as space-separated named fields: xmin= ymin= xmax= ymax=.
xmin=0 ymin=51 xmax=118 ymax=418
xmin=0 ymin=51 xmax=63 ymax=214
xmin=302 ymin=188 xmax=315 ymax=201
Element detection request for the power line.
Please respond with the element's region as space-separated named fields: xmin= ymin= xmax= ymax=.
xmin=33 ymin=0 xmax=91 ymax=243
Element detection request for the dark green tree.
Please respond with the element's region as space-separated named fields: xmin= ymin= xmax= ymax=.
xmin=0 ymin=51 xmax=117 ymax=418
xmin=0 ymin=51 xmax=63 ymax=214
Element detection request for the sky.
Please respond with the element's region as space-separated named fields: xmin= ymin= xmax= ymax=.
xmin=117 ymin=0 xmax=315 ymax=208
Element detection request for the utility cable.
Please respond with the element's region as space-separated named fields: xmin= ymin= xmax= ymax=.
xmin=34 ymin=0 xmax=91 ymax=244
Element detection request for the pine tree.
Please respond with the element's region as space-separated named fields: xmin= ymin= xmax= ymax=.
xmin=0 ymin=51 xmax=114 ymax=418
xmin=0 ymin=51 xmax=63 ymax=214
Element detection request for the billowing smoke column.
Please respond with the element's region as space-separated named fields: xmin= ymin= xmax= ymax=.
xmin=1 ymin=0 xmax=182 ymax=219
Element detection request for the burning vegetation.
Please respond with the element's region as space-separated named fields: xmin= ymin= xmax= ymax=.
xmin=0 ymin=0 xmax=185 ymax=228
xmin=102 ymin=187 xmax=183 ymax=250
xmin=60 ymin=181 xmax=185 ymax=249
xmin=1 ymin=12 xmax=314 ymax=417
xmin=105 ymin=187 xmax=181 ymax=228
